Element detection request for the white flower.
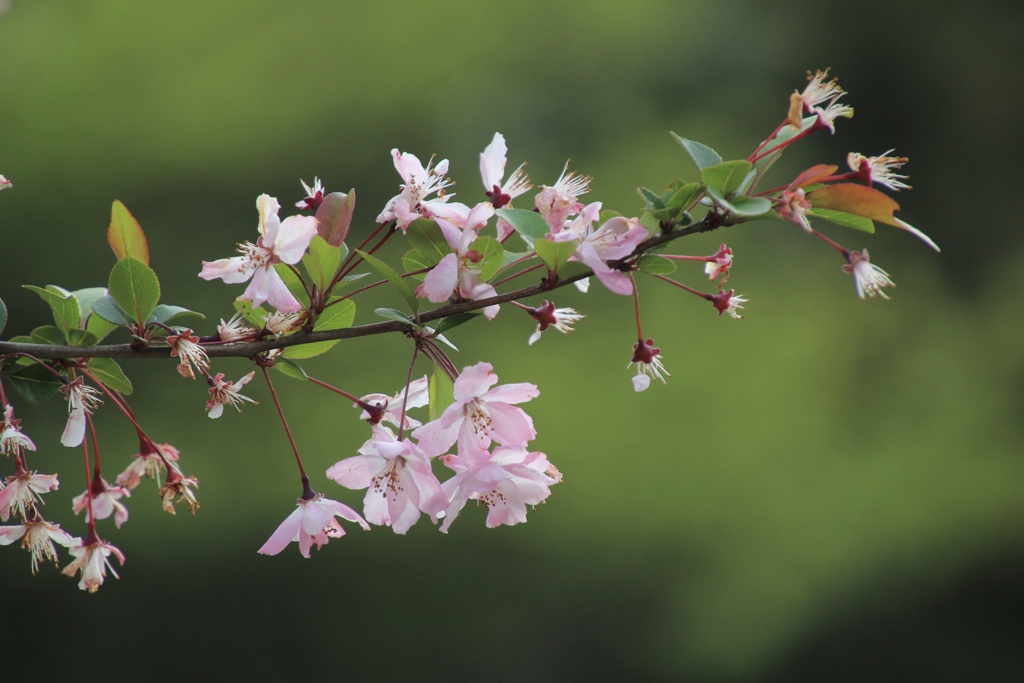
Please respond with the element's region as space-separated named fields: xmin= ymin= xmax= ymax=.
xmin=843 ymin=249 xmax=895 ymax=300
xmin=206 ymin=372 xmax=257 ymax=418
xmin=848 ymin=150 xmax=911 ymax=191
xmin=375 ymin=150 xmax=454 ymax=231
xmin=60 ymin=378 xmax=102 ymax=448
xmin=480 ymin=133 xmax=532 ymax=209
xmin=526 ymin=302 xmax=584 ymax=345
xmin=61 ymin=536 xmax=125 ymax=593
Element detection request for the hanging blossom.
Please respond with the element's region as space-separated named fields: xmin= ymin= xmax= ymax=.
xmin=710 ymin=289 xmax=748 ymax=319
xmin=327 ymin=428 xmax=447 ymax=535
xmin=295 ymin=177 xmax=325 ymax=211
xmin=416 ymin=202 xmax=502 ymax=319
xmin=357 ymin=376 xmax=430 ymax=430
xmin=843 ymin=249 xmax=895 ymax=300
xmin=438 ymin=445 xmax=562 ymax=532
xmin=60 ymin=377 xmax=102 ymax=448
xmin=166 ymin=329 xmax=209 ymax=380
xmin=116 ymin=441 xmax=181 ymax=490
xmin=0 ymin=467 xmax=59 ymax=522
xmin=413 ymin=362 xmax=538 ymax=456
xmin=0 ymin=510 xmax=78 ymax=575
xmin=206 ymin=371 xmax=257 ymax=418
xmin=629 ymin=338 xmax=670 ymax=392
xmin=535 ymin=162 xmax=592 ymax=231
xmin=549 ymin=201 xmax=649 ymax=295
xmin=72 ymin=477 xmax=130 ymax=528
xmin=62 ymin=535 xmax=125 ymax=593
xmin=778 ymin=188 xmax=813 ymax=232
xmin=258 ymin=493 xmax=369 ymax=558
xmin=376 ymin=149 xmax=455 ymax=231
xmin=705 ymin=244 xmax=734 ymax=283
xmin=525 ymin=301 xmax=584 ymax=345
xmin=159 ymin=469 xmax=200 ymax=516
xmin=1 ymin=404 xmax=36 ymax=457
xmin=199 ymin=194 xmax=318 ymax=313
xmin=847 ymin=150 xmax=911 ymax=192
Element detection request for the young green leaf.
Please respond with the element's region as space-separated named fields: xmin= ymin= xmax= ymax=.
xmin=30 ymin=325 xmax=66 ymax=346
xmin=668 ymin=183 xmax=705 ymax=211
xmin=403 ymin=249 xmax=436 ymax=277
xmin=702 ymin=160 xmax=754 ymax=197
xmin=107 ymin=200 xmax=150 ymax=265
xmin=281 ymin=299 xmax=356 ymax=360
xmin=22 ymin=285 xmax=80 ymax=338
xmin=431 ymin=311 xmax=481 ymax=337
xmin=534 ymin=237 xmax=579 ymax=275
xmin=356 ymin=249 xmax=418 ymax=313
xmin=92 ymin=295 xmax=132 ymax=326
xmin=406 ymin=219 xmax=452 ymax=263
xmin=88 ymin=357 xmax=133 ymax=395
xmin=274 ymin=357 xmax=309 ymax=381
xmin=373 ymin=307 xmax=419 ymax=326
xmin=637 ymin=255 xmax=677 ymax=275
xmin=147 ymin=305 xmax=206 ymax=326
xmin=671 ymin=133 xmax=723 ymax=171
xmin=272 ymin=263 xmax=310 ymax=307
xmin=429 ymin=368 xmax=455 ymax=421
xmin=495 ymin=208 xmax=550 ymax=249
xmin=66 ymin=329 xmax=99 ymax=347
xmin=810 ymin=208 xmax=875 ymax=233
xmin=301 ymin=235 xmax=343 ymax=292
xmin=468 ymin=236 xmax=505 ymax=282
xmin=108 ymin=257 xmax=161 ymax=326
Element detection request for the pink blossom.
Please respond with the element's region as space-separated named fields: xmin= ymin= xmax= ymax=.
xmin=0 ymin=175 xmax=10 ymax=191
xmin=0 ymin=404 xmax=36 ymax=457
xmin=61 ymin=535 xmax=125 ymax=593
xmin=72 ymin=477 xmax=130 ymax=528
xmin=552 ymin=204 xmax=649 ymax=295
xmin=415 ymin=202 xmax=502 ymax=318
xmin=439 ymin=445 xmax=561 ymax=531
xmin=376 ymin=150 xmax=454 ymax=231
xmin=779 ymin=188 xmax=813 ymax=232
xmin=0 ymin=512 xmax=78 ymax=574
xmin=704 ymin=244 xmax=733 ymax=283
xmin=358 ymin=376 xmax=430 ymax=430
xmin=258 ymin=493 xmax=369 ymax=558
xmin=843 ymin=249 xmax=895 ymax=300
xmin=525 ymin=301 xmax=584 ymax=345
xmin=60 ymin=377 xmax=102 ymax=448
xmin=326 ymin=428 xmax=447 ymax=535
xmin=206 ymin=371 xmax=257 ymax=418
xmin=0 ymin=468 xmax=59 ymax=522
xmin=412 ymin=362 xmax=538 ymax=456
xmin=629 ymin=338 xmax=670 ymax=392
xmin=480 ymin=133 xmax=532 ymax=210
xmin=199 ymin=194 xmax=317 ymax=312
xmin=535 ymin=162 xmax=592 ymax=231
xmin=166 ymin=329 xmax=209 ymax=380
xmin=295 ymin=177 xmax=325 ymax=211
xmin=116 ymin=442 xmax=180 ymax=490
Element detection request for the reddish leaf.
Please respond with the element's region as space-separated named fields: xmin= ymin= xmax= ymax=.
xmin=107 ymin=200 xmax=150 ymax=265
xmin=789 ymin=164 xmax=838 ymax=190
xmin=808 ymin=183 xmax=939 ymax=251
xmin=315 ymin=190 xmax=355 ymax=247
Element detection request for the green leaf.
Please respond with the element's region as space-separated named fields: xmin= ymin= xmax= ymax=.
xmin=30 ymin=325 xmax=66 ymax=346
xmin=147 ymin=304 xmax=206 ymax=325
xmin=810 ymin=208 xmax=876 ymax=233
xmin=107 ymin=200 xmax=150 ymax=265
xmin=535 ymin=237 xmax=579 ymax=275
xmin=406 ymin=219 xmax=452 ymax=264
xmin=0 ymin=297 xmax=6 ymax=337
xmin=403 ymin=249 xmax=436 ymax=278
xmin=86 ymin=313 xmax=118 ymax=343
xmin=314 ymin=189 xmax=356 ymax=247
xmin=431 ymin=311 xmax=481 ymax=337
xmin=302 ymin=235 xmax=343 ymax=292
xmin=702 ymin=160 xmax=754 ymax=197
xmin=495 ymin=208 xmax=550 ymax=249
xmin=274 ymin=356 xmax=309 ymax=381
xmin=5 ymin=363 xmax=64 ymax=405
xmin=671 ymin=133 xmax=723 ymax=170
xmin=373 ymin=307 xmax=419 ymax=326
xmin=88 ymin=357 xmax=133 ymax=394
xmin=637 ymin=255 xmax=677 ymax=275
xmin=23 ymin=285 xmax=80 ymax=337
xmin=502 ymin=251 xmax=531 ymax=268
xmin=272 ymin=263 xmax=310 ymax=307
xmin=92 ymin=295 xmax=132 ymax=325
xmin=667 ymin=183 xmax=705 ymax=211
xmin=356 ymin=249 xmax=418 ymax=313
xmin=282 ymin=299 xmax=356 ymax=360
xmin=233 ymin=299 xmax=271 ymax=328
xmin=428 ymin=368 xmax=455 ymax=421
xmin=108 ymin=257 xmax=161 ymax=326
xmin=638 ymin=186 xmax=666 ymax=210
xmin=71 ymin=287 xmax=108 ymax=322
xmin=467 ymin=236 xmax=504 ymax=282
xmin=728 ymin=196 xmax=774 ymax=217
xmin=67 ymin=329 xmax=99 ymax=346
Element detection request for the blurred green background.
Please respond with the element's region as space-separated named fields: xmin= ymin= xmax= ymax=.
xmin=2 ymin=1 xmax=1023 ymax=680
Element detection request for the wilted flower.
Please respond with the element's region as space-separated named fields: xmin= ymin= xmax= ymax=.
xmin=525 ymin=301 xmax=584 ymax=345
xmin=0 ymin=510 xmax=78 ymax=574
xmin=357 ymin=376 xmax=430 ymax=430
xmin=72 ymin=477 xmax=130 ymax=528
xmin=847 ymin=150 xmax=911 ymax=191
xmin=0 ymin=404 xmax=36 ymax=457
xmin=116 ymin=441 xmax=180 ymax=490
xmin=166 ymin=329 xmax=209 ymax=380
xmin=62 ymin=535 xmax=125 ymax=593
xmin=843 ymin=249 xmax=895 ymax=300
xmin=376 ymin=150 xmax=454 ymax=231
xmin=206 ymin=371 xmax=257 ymax=418
xmin=629 ymin=338 xmax=669 ymax=392
xmin=0 ymin=467 xmax=59 ymax=521
xmin=779 ymin=188 xmax=813 ymax=232
xmin=710 ymin=289 xmax=748 ymax=319
xmin=159 ymin=469 xmax=200 ymax=516
xmin=60 ymin=377 xmax=102 ymax=448
xmin=216 ymin=312 xmax=256 ymax=342
xmin=704 ymin=244 xmax=734 ymax=283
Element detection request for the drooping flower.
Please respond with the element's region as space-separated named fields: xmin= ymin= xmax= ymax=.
xmin=258 ymin=493 xmax=369 ymax=558
xmin=295 ymin=177 xmax=325 ymax=211
xmin=60 ymin=377 xmax=102 ymax=448
xmin=61 ymin=534 xmax=125 ymax=593
xmin=843 ymin=249 xmax=895 ymax=300
xmin=0 ymin=404 xmax=36 ymax=457
xmin=72 ymin=477 xmax=130 ymax=528
xmin=376 ymin=149 xmax=454 ymax=231
xmin=480 ymin=133 xmax=532 ymax=210
xmin=416 ymin=202 xmax=502 ymax=318
xmin=779 ymin=188 xmax=813 ymax=232
xmin=704 ymin=244 xmax=734 ymax=283
xmin=412 ymin=362 xmax=538 ymax=456
xmin=847 ymin=150 xmax=911 ymax=192
xmin=629 ymin=338 xmax=670 ymax=392
xmin=438 ymin=445 xmax=562 ymax=532
xmin=116 ymin=441 xmax=180 ymax=490
xmin=0 ymin=509 xmax=78 ymax=574
xmin=199 ymin=194 xmax=318 ymax=313
xmin=158 ymin=469 xmax=200 ymax=516
xmin=0 ymin=467 xmax=59 ymax=521
xmin=792 ymin=69 xmax=853 ymax=134
xmin=357 ymin=376 xmax=430 ymax=430
xmin=326 ymin=428 xmax=447 ymax=535
xmin=535 ymin=162 xmax=592 ymax=231
xmin=166 ymin=329 xmax=209 ymax=380
xmin=710 ymin=289 xmax=748 ymax=319
xmin=206 ymin=371 xmax=257 ymax=418
xmin=525 ymin=301 xmax=584 ymax=345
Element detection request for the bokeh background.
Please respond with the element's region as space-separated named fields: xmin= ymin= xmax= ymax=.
xmin=2 ymin=1 xmax=1023 ymax=681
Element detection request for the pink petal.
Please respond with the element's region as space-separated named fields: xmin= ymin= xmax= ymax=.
xmin=480 ymin=133 xmax=507 ymax=189
xmin=453 ymin=362 xmax=497 ymax=401
xmin=257 ymin=506 xmax=303 ymax=556
xmin=326 ymin=455 xmax=381 ymax=490
xmin=257 ymin=194 xmax=282 ymax=243
xmin=273 ymin=215 xmax=318 ymax=263
xmin=61 ymin=409 xmax=86 ymax=447
xmin=419 ymin=254 xmax=459 ymax=303
xmin=482 ymin=382 xmax=539 ymax=405
xmin=199 ymin=256 xmax=255 ymax=284
xmin=485 ymin=402 xmax=536 ymax=447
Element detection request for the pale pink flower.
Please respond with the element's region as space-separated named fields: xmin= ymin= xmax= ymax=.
xmin=0 ymin=512 xmax=78 ymax=574
xmin=159 ymin=470 xmax=200 ymax=516
xmin=327 ymin=428 xmax=447 ymax=535
xmin=412 ymin=362 xmax=538 ymax=456
xmin=629 ymin=338 xmax=670 ymax=392
xmin=263 ymin=310 xmax=303 ymax=336
xmin=295 ymin=177 xmax=325 ymax=211
xmin=1 ymin=404 xmax=36 ymax=456
xmin=72 ymin=477 xmax=130 ymax=528
xmin=258 ymin=493 xmax=369 ymax=558
xmin=166 ymin=329 xmax=209 ymax=380
xmin=843 ymin=249 xmax=895 ymax=300
xmin=416 ymin=202 xmax=502 ymax=318
xmin=480 ymin=133 xmax=532 ymax=210
xmin=704 ymin=244 xmax=734 ymax=283
xmin=62 ymin=535 xmax=125 ymax=593
xmin=535 ymin=162 xmax=592 ymax=231
xmin=526 ymin=301 xmax=584 ymax=345
xmin=710 ymin=289 xmax=748 ymax=319
xmin=0 ymin=175 xmax=10 ymax=191
xmin=847 ymin=150 xmax=910 ymax=191
xmin=116 ymin=441 xmax=180 ymax=490
xmin=0 ymin=468 xmax=59 ymax=521
xmin=358 ymin=376 xmax=430 ymax=430
xmin=216 ymin=312 xmax=256 ymax=342
xmin=206 ymin=371 xmax=257 ymax=418
xmin=60 ymin=377 xmax=102 ymax=448
xmin=439 ymin=445 xmax=561 ymax=531
xmin=199 ymin=194 xmax=318 ymax=312
xmin=779 ymin=188 xmax=813 ymax=232
xmin=552 ymin=204 xmax=649 ymax=295
xmin=376 ymin=149 xmax=454 ymax=231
